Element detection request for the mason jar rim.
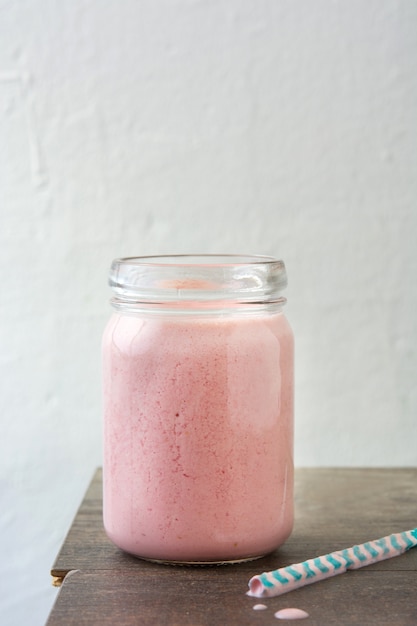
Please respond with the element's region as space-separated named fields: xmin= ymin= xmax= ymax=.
xmin=108 ymin=254 xmax=288 ymax=309
xmin=113 ymin=253 xmax=280 ymax=266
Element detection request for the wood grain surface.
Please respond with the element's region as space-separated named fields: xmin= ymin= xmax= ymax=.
xmin=48 ymin=468 xmax=417 ymax=625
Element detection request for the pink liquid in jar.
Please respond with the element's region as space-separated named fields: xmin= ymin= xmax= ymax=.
xmin=102 ymin=255 xmax=294 ymax=563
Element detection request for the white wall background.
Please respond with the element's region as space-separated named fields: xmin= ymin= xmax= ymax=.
xmin=1 ymin=0 xmax=416 ymax=624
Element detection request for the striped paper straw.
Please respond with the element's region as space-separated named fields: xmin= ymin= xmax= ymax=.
xmin=247 ymin=528 xmax=417 ymax=598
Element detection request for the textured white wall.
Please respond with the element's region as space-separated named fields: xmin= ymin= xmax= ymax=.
xmin=1 ymin=0 xmax=416 ymax=624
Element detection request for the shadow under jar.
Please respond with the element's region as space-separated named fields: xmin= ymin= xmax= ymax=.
xmin=102 ymin=254 xmax=294 ymax=564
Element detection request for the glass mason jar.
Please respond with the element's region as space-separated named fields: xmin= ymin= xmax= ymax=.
xmin=102 ymin=254 xmax=294 ymax=564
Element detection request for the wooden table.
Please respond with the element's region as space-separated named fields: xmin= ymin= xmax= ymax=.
xmin=48 ymin=468 xmax=417 ymax=625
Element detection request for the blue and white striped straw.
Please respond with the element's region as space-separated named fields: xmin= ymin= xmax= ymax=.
xmin=247 ymin=528 xmax=417 ymax=598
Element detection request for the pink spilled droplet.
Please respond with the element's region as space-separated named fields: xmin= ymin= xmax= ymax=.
xmin=274 ymin=607 xmax=309 ymax=620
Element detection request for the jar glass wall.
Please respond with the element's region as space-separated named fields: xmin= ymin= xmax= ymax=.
xmin=102 ymin=255 xmax=294 ymax=564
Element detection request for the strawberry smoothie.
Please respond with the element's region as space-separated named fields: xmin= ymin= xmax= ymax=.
xmin=102 ymin=308 xmax=294 ymax=563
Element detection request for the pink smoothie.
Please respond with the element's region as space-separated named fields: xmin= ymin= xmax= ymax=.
xmin=102 ymin=310 xmax=294 ymax=562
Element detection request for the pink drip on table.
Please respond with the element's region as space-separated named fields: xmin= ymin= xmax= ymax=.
xmin=275 ymin=608 xmax=309 ymax=620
